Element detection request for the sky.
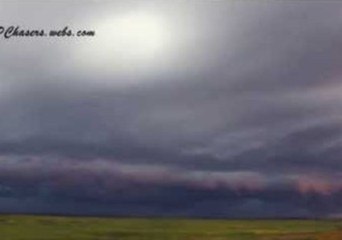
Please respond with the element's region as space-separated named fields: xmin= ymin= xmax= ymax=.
xmin=0 ymin=0 xmax=341 ymax=218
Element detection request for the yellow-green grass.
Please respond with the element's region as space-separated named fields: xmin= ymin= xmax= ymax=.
xmin=0 ymin=215 xmax=341 ymax=240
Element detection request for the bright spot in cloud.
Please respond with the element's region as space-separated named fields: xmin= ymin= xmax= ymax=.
xmin=74 ymin=11 xmax=170 ymax=87
xmin=107 ymin=12 xmax=166 ymax=61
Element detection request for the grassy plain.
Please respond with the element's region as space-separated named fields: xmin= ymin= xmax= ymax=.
xmin=0 ymin=215 xmax=341 ymax=240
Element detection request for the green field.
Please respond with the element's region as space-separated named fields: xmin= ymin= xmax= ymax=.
xmin=0 ymin=215 xmax=341 ymax=240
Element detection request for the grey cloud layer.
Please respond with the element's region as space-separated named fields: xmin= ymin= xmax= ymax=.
xmin=0 ymin=1 xmax=341 ymax=217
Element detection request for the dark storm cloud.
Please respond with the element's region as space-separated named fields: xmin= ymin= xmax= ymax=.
xmin=0 ymin=156 xmax=340 ymax=218
xmin=0 ymin=1 xmax=341 ymax=217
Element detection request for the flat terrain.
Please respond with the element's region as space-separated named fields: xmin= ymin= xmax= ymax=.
xmin=0 ymin=215 xmax=341 ymax=240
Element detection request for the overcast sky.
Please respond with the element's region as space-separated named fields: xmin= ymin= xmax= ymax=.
xmin=0 ymin=0 xmax=341 ymax=218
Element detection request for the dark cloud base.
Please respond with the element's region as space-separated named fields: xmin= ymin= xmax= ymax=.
xmin=0 ymin=182 xmax=340 ymax=219
xmin=0 ymin=156 xmax=340 ymax=218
